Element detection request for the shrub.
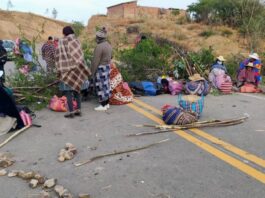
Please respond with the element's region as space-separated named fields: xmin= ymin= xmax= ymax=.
xmin=225 ymin=54 xmax=245 ymax=80
xmin=127 ymin=25 xmax=139 ymax=34
xmin=176 ymin=16 xmax=188 ymax=25
xmin=221 ymin=29 xmax=233 ymax=37
xmin=187 ymin=47 xmax=215 ymax=76
xmin=118 ymin=38 xmax=172 ymax=81
xmin=72 ymin=21 xmax=85 ymax=37
xmin=171 ymin=9 xmax=180 ymax=16
xmin=199 ymin=29 xmax=215 ymax=38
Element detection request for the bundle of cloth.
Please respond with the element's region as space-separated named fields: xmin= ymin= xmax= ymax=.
xmin=162 ymin=105 xmax=198 ymax=125
xmin=157 ymin=76 xmax=183 ymax=95
xmin=208 ymin=56 xmax=232 ymax=94
xmin=237 ymin=62 xmax=262 ymax=93
xmin=185 ymin=73 xmax=210 ymax=96
xmin=109 ymin=63 xmax=133 ymax=105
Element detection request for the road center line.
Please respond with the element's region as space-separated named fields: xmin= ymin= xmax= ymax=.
xmin=133 ymin=98 xmax=265 ymax=168
xmin=127 ymin=103 xmax=265 ymax=184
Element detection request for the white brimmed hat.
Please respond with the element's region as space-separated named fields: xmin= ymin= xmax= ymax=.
xmin=249 ymin=53 xmax=259 ymax=60
xmin=217 ymin=55 xmax=226 ymax=62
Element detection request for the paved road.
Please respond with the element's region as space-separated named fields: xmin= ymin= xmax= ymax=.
xmin=0 ymin=93 xmax=265 ymax=198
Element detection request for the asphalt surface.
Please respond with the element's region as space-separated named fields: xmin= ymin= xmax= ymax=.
xmin=0 ymin=92 xmax=265 ymax=198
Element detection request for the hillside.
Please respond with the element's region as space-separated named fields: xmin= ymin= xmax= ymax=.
xmin=0 ymin=10 xmax=69 ymax=41
xmin=85 ymin=12 xmax=264 ymax=58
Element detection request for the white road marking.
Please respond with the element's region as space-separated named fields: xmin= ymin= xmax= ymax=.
xmin=237 ymin=93 xmax=265 ymax=101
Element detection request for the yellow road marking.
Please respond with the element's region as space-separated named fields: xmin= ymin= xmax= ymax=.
xmin=133 ymin=98 xmax=265 ymax=168
xmin=127 ymin=102 xmax=265 ymax=184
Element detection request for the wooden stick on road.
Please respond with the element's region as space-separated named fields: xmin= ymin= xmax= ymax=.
xmin=0 ymin=125 xmax=31 ymax=149
xmin=74 ymin=139 xmax=170 ymax=167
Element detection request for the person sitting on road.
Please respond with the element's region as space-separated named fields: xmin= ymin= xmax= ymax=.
xmin=41 ymin=36 xmax=56 ymax=73
xmin=209 ymin=56 xmax=232 ymax=94
xmin=237 ymin=62 xmax=258 ymax=87
xmin=239 ymin=53 xmax=262 ymax=86
xmin=185 ymin=73 xmax=210 ymax=96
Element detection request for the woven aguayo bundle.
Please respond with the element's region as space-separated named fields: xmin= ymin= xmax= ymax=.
xmin=162 ymin=105 xmax=198 ymax=125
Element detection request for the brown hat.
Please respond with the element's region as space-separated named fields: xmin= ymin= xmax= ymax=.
xmin=96 ymin=27 xmax=107 ymax=38
xmin=189 ymin=73 xmax=205 ymax=81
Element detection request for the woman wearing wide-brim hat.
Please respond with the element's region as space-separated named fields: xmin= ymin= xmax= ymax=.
xmin=237 ymin=62 xmax=258 ymax=87
xmin=185 ymin=73 xmax=210 ymax=96
xmin=239 ymin=52 xmax=262 ymax=86
xmin=208 ymin=55 xmax=232 ymax=94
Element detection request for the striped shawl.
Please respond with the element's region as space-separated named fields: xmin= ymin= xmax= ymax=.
xmin=55 ymin=34 xmax=91 ymax=92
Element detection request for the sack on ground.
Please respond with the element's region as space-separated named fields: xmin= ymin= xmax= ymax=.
xmin=49 ymin=95 xmax=77 ymax=112
xmin=162 ymin=105 xmax=198 ymax=125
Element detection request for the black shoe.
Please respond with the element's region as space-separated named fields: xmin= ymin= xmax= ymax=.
xmin=64 ymin=112 xmax=75 ymax=118
xmin=74 ymin=109 xmax=82 ymax=116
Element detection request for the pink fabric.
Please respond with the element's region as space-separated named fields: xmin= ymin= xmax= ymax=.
xmin=209 ymin=69 xmax=232 ymax=89
xmin=168 ymin=80 xmax=183 ymax=95
xmin=238 ymin=69 xmax=256 ymax=84
xmin=19 ymin=111 xmax=32 ymax=126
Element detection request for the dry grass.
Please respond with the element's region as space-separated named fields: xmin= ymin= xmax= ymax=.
xmin=0 ymin=10 xmax=69 ymax=41
xmin=85 ymin=14 xmax=265 ymax=56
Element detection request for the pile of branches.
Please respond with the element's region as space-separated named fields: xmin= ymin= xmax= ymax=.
xmin=12 ymin=80 xmax=59 ymax=104
xmin=155 ymin=36 xmax=214 ymax=78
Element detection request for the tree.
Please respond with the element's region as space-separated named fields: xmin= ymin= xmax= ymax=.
xmin=72 ymin=21 xmax=85 ymax=37
xmin=52 ymin=8 xmax=58 ymax=19
xmin=7 ymin=0 xmax=14 ymax=10
xmin=44 ymin=8 xmax=49 ymax=15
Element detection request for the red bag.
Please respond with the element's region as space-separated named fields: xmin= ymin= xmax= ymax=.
xmin=49 ymin=95 xmax=77 ymax=112
xmin=240 ymin=84 xmax=261 ymax=93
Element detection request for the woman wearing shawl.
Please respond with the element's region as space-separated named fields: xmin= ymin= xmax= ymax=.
xmin=185 ymin=73 xmax=210 ymax=96
xmin=55 ymin=26 xmax=91 ymax=118
xmin=91 ymin=27 xmax=112 ymax=111
xmin=239 ymin=53 xmax=262 ymax=86
xmin=209 ymin=56 xmax=232 ymax=93
xmin=237 ymin=62 xmax=258 ymax=87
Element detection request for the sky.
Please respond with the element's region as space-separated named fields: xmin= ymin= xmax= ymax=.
xmin=1 ymin=0 xmax=196 ymax=24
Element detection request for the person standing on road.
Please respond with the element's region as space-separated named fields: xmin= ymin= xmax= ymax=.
xmin=91 ymin=27 xmax=112 ymax=111
xmin=55 ymin=26 xmax=91 ymax=118
xmin=0 ymin=40 xmax=7 ymax=84
xmin=41 ymin=36 xmax=56 ymax=73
